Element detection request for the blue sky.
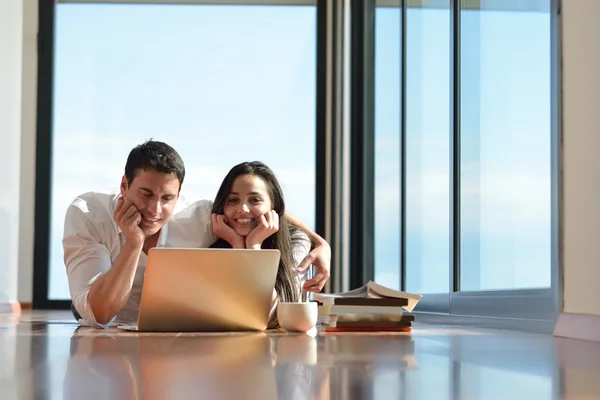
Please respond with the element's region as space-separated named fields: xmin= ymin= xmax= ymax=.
xmin=49 ymin=3 xmax=551 ymax=299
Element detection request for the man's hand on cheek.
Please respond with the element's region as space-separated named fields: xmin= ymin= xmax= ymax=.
xmin=114 ymin=197 xmax=145 ymax=247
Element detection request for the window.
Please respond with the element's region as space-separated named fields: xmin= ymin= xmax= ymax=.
xmin=36 ymin=0 xmax=559 ymax=328
xmin=47 ymin=2 xmax=317 ymax=300
xmin=459 ymin=0 xmax=551 ymax=291
xmin=372 ymin=0 xmax=556 ymax=323
xmin=404 ymin=1 xmax=451 ymax=294
xmin=374 ymin=3 xmax=401 ymax=290
xmin=374 ymin=0 xmax=452 ymax=296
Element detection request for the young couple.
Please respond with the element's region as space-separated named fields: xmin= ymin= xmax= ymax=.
xmin=64 ymin=140 xmax=331 ymax=329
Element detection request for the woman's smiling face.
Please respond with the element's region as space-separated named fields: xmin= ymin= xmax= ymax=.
xmin=223 ymin=173 xmax=273 ymax=236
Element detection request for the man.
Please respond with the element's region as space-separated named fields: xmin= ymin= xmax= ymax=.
xmin=64 ymin=140 xmax=331 ymax=328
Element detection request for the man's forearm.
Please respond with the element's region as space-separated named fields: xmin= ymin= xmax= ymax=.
xmin=87 ymin=243 xmax=142 ymax=325
xmin=284 ymin=212 xmax=326 ymax=247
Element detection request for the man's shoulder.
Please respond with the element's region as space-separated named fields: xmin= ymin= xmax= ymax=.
xmin=67 ymin=190 xmax=119 ymax=223
xmin=172 ymin=198 xmax=214 ymax=221
xmin=165 ymin=198 xmax=216 ymax=248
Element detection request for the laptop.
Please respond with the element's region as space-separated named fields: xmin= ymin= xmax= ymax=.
xmin=117 ymin=247 xmax=281 ymax=332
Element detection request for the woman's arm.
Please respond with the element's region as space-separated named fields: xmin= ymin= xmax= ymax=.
xmin=284 ymin=212 xmax=331 ymax=292
xmin=290 ymin=228 xmax=312 ymax=299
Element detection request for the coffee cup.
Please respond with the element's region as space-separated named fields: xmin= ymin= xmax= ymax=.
xmin=277 ymin=301 xmax=318 ymax=332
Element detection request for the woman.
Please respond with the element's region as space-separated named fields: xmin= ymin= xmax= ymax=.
xmin=209 ymin=161 xmax=311 ymax=328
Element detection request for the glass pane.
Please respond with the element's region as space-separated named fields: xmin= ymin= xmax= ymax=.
xmin=405 ymin=1 xmax=451 ymax=294
xmin=460 ymin=0 xmax=551 ymax=291
xmin=49 ymin=4 xmax=316 ymax=300
xmin=374 ymin=4 xmax=402 ymax=290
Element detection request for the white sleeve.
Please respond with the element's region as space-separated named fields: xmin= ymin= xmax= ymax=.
xmin=63 ymin=201 xmax=115 ymax=328
xmin=291 ymin=229 xmax=312 ymax=293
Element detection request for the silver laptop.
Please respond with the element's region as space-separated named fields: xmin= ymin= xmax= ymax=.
xmin=118 ymin=247 xmax=280 ymax=332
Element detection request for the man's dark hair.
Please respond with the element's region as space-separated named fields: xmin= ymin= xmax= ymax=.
xmin=124 ymin=140 xmax=185 ymax=190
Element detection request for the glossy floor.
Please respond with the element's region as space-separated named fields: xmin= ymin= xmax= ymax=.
xmin=1 ymin=311 xmax=600 ymax=399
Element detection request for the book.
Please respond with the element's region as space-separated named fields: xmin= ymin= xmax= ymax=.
xmin=313 ymin=281 xmax=422 ymax=312
xmin=329 ymin=313 xmax=414 ymax=323
xmin=325 ymin=326 xmax=412 ymax=333
xmin=318 ymin=297 xmax=408 ymax=307
xmin=323 ymin=313 xmax=415 ymax=329
xmin=318 ymin=305 xmax=405 ymax=316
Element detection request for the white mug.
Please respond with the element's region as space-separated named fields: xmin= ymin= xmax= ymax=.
xmin=277 ymin=301 xmax=318 ymax=332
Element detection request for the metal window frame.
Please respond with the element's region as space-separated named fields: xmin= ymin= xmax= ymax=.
xmin=316 ymin=0 xmax=349 ymax=294
xmin=348 ymin=0 xmax=376 ymax=290
xmin=34 ymin=0 xmax=64 ymax=309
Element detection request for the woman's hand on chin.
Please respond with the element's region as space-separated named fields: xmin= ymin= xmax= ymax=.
xmin=245 ymin=210 xmax=279 ymax=250
xmin=211 ymin=213 xmax=245 ymax=248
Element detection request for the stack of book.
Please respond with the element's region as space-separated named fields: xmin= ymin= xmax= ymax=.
xmin=313 ymin=281 xmax=422 ymax=333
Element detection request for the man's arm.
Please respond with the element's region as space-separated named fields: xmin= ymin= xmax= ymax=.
xmin=86 ymin=242 xmax=142 ymax=325
xmin=64 ymin=202 xmax=142 ymax=326
xmin=284 ymin=212 xmax=331 ymax=292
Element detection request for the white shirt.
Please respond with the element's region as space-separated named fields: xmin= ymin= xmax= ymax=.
xmin=63 ymin=190 xmax=311 ymax=329
xmin=63 ymin=190 xmax=216 ymax=328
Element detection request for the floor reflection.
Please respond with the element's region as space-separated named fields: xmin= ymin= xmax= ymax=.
xmin=66 ymin=332 xmax=277 ymax=399
xmin=2 ymin=311 xmax=600 ymax=399
xmin=62 ymin=329 xmax=418 ymax=400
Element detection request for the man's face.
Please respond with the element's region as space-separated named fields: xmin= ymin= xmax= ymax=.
xmin=120 ymin=168 xmax=180 ymax=238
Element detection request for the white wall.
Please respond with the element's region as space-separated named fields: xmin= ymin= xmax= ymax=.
xmin=561 ymin=0 xmax=600 ymax=315
xmin=0 ymin=0 xmax=24 ymax=305
xmin=18 ymin=0 xmax=38 ymax=303
xmin=0 ymin=0 xmax=36 ymax=306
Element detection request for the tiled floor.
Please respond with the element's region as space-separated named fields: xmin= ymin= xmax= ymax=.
xmin=1 ymin=311 xmax=600 ymax=399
